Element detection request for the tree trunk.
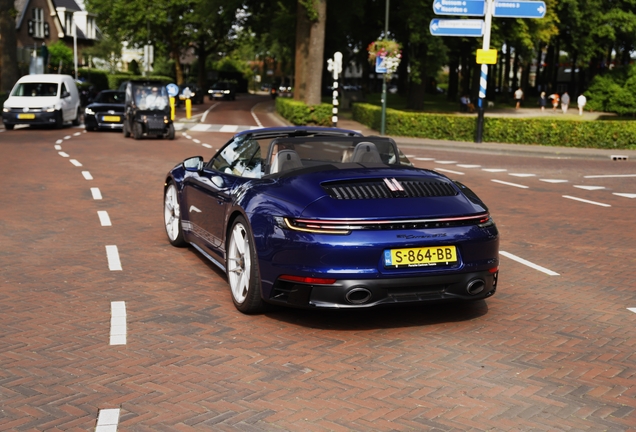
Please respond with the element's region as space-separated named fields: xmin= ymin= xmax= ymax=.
xmin=447 ymin=54 xmax=459 ymax=102
xmin=293 ymin=2 xmax=310 ymax=102
xmin=305 ymin=0 xmax=326 ymax=106
xmin=511 ymin=48 xmax=519 ymax=91
xmin=196 ymin=37 xmax=208 ymax=89
xmin=503 ymin=42 xmax=511 ymax=100
xmin=551 ymin=38 xmax=560 ymax=93
xmin=569 ymin=52 xmax=578 ymax=96
xmin=0 ymin=0 xmax=19 ymax=93
xmin=535 ymin=44 xmax=543 ymax=93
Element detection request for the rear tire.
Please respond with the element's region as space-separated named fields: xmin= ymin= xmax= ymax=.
xmin=72 ymin=107 xmax=81 ymax=126
xmin=227 ymin=216 xmax=264 ymax=314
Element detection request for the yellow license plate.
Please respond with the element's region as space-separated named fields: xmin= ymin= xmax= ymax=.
xmin=102 ymin=115 xmax=121 ymax=122
xmin=18 ymin=113 xmax=35 ymax=119
xmin=384 ymin=245 xmax=457 ymax=268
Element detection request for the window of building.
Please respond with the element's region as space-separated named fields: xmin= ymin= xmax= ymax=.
xmin=32 ymin=8 xmax=44 ymax=38
xmin=65 ymin=13 xmax=74 ymax=36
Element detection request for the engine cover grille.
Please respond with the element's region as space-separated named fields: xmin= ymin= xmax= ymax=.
xmin=323 ymin=178 xmax=458 ymax=200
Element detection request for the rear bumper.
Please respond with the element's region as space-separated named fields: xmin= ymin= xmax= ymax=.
xmin=267 ymin=270 xmax=498 ymax=309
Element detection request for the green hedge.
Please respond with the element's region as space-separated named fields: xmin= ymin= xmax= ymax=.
xmin=275 ymin=97 xmax=333 ymax=127
xmin=77 ymin=68 xmax=110 ymax=91
xmin=352 ymin=103 xmax=636 ymax=150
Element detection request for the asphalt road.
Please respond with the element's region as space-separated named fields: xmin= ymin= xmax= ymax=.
xmin=1 ymin=94 xmax=635 ymax=430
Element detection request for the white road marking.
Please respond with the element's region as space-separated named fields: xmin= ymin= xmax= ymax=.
xmin=491 ymin=179 xmax=529 ymax=189
xmin=457 ymin=164 xmax=481 ymax=168
xmin=435 ymin=160 xmax=457 ymax=164
xmin=82 ymin=171 xmax=93 ymax=180
xmin=540 ymin=179 xmax=568 ymax=183
xmin=98 ymin=211 xmax=112 ymax=226
xmin=405 ymin=154 xmax=415 ymax=158
xmin=483 ymin=168 xmax=507 ymax=173
xmin=192 ymin=138 xmax=201 ymax=144
xmin=64 ymin=135 xmax=71 ymax=140
xmin=110 ymin=302 xmax=126 ymax=346
xmin=70 ymin=159 xmax=82 ymax=166
xmin=189 ymin=205 xmax=202 ymax=213
xmin=435 ymin=168 xmax=464 ymax=175
xmin=500 ymin=251 xmax=560 ymax=276
xmin=573 ymin=185 xmax=605 ymax=191
xmin=91 ymin=188 xmax=103 ymax=200
xmin=202 ymin=144 xmax=212 ymax=149
xmin=73 ymin=132 xmax=81 ymax=136
xmin=184 ymin=134 xmax=192 ymax=139
xmin=563 ymin=195 xmax=611 ymax=207
xmin=200 ymin=102 xmax=220 ymax=123
xmin=219 ymin=125 xmax=239 ymax=133
xmin=628 ymin=308 xmax=636 ymax=314
xmin=614 ymin=193 xmax=636 ymax=199
xmin=415 ymin=157 xmax=435 ymax=161
xmin=56 ymin=139 xmax=63 ymax=145
xmin=584 ymin=174 xmax=636 ymax=179
xmin=105 ymin=246 xmax=122 ymax=271
xmin=250 ymin=103 xmax=264 ymax=128
xmin=96 ymin=408 xmax=121 ymax=432
xmin=58 ymin=151 xmax=69 ymax=157
xmin=509 ymin=173 xmax=536 ymax=177
xmin=54 ymin=145 xmax=62 ymax=150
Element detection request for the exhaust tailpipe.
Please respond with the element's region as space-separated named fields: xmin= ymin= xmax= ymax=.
xmin=467 ymin=279 xmax=485 ymax=295
xmin=345 ymin=287 xmax=372 ymax=304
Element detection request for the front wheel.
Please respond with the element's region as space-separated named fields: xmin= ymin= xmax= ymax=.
xmin=132 ymin=122 xmax=143 ymax=140
xmin=72 ymin=107 xmax=81 ymax=126
xmin=165 ymin=123 xmax=175 ymax=140
xmin=55 ymin=110 xmax=64 ymax=129
xmin=122 ymin=120 xmax=130 ymax=137
xmin=163 ymin=182 xmax=186 ymax=247
xmin=227 ymin=216 xmax=264 ymax=314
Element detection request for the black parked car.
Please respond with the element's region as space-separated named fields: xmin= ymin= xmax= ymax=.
xmin=208 ymin=81 xmax=236 ymax=101
xmin=122 ymin=80 xmax=175 ymax=140
xmin=84 ymin=90 xmax=125 ymax=131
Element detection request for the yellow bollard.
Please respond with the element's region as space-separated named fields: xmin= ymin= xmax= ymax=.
xmin=185 ymin=98 xmax=192 ymax=119
xmin=169 ymin=97 xmax=175 ymax=121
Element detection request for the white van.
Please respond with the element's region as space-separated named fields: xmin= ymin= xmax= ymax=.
xmin=2 ymin=74 xmax=81 ymax=130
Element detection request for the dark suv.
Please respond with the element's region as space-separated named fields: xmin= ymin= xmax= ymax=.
xmin=123 ymin=80 xmax=174 ymax=140
xmin=208 ymin=81 xmax=236 ymax=101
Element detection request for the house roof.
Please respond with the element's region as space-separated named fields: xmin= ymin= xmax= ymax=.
xmin=52 ymin=0 xmax=82 ymax=12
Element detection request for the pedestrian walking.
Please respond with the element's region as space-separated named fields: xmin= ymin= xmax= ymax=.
xmin=561 ymin=92 xmax=570 ymax=114
xmin=548 ymin=93 xmax=560 ymax=112
xmin=538 ymin=92 xmax=547 ymax=112
xmin=514 ymin=87 xmax=524 ymax=109
xmin=577 ymin=94 xmax=587 ymax=115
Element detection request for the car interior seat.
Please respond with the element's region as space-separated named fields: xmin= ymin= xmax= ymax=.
xmin=351 ymin=142 xmax=382 ymax=163
xmin=270 ymin=149 xmax=303 ymax=174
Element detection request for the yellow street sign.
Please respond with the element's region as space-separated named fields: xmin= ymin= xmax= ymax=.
xmin=477 ymin=49 xmax=498 ymax=65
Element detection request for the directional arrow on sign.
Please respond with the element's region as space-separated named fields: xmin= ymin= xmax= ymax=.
xmin=430 ymin=19 xmax=485 ymax=37
xmin=493 ymin=1 xmax=546 ymax=18
xmin=433 ymin=0 xmax=485 ymax=16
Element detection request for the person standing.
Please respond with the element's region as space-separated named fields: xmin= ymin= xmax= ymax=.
xmin=538 ymin=92 xmax=547 ymax=112
xmin=561 ymin=92 xmax=570 ymax=114
xmin=514 ymin=87 xmax=524 ymax=109
xmin=549 ymin=93 xmax=560 ymax=112
xmin=577 ymin=94 xmax=587 ymax=115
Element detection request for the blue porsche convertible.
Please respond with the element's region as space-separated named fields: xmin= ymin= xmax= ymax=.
xmin=163 ymin=127 xmax=499 ymax=313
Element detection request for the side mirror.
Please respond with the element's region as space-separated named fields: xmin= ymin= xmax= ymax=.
xmin=62 ymin=91 xmax=71 ymax=99
xmin=183 ymin=156 xmax=204 ymax=172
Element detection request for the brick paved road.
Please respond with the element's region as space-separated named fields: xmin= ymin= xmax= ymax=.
xmin=1 ymin=98 xmax=635 ymax=430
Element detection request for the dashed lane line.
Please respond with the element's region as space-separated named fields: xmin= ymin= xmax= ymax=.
xmin=563 ymin=195 xmax=611 ymax=207
xmin=91 ymin=188 xmax=103 ymax=200
xmin=96 ymin=408 xmax=121 ymax=432
xmin=540 ymin=179 xmax=568 ymax=183
xmin=491 ymin=179 xmax=529 ymax=189
xmin=70 ymin=159 xmax=82 ymax=167
xmin=82 ymin=171 xmax=93 ymax=180
xmin=435 ymin=160 xmax=458 ymax=165
xmin=500 ymin=251 xmax=560 ymax=276
xmin=105 ymin=245 xmax=122 ymax=271
xmin=250 ymin=102 xmax=264 ymax=128
xmin=483 ymin=168 xmax=507 ymax=173
xmin=436 ymin=168 xmax=465 ymax=176
xmin=58 ymin=151 xmax=69 ymax=157
xmin=54 ymin=144 xmax=62 ymax=150
xmin=457 ymin=164 xmax=481 ymax=168
xmin=202 ymin=144 xmax=213 ymax=149
xmin=628 ymin=308 xmax=636 ymax=314
xmin=584 ymin=174 xmax=636 ymax=179
xmin=614 ymin=193 xmax=636 ymax=199
xmin=508 ymin=173 xmax=536 ymax=178
xmin=110 ymin=302 xmax=126 ymax=346
xmin=98 ymin=211 xmax=112 ymax=227
xmin=573 ymin=185 xmax=605 ymax=191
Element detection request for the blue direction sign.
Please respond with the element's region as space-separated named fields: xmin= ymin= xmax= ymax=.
xmin=430 ymin=19 xmax=484 ymax=37
xmin=493 ymin=1 xmax=546 ymax=18
xmin=433 ymin=0 xmax=485 ymax=17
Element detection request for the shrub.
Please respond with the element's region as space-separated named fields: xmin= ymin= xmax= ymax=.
xmin=276 ymin=97 xmax=333 ymax=126
xmin=77 ymin=68 xmax=109 ymax=91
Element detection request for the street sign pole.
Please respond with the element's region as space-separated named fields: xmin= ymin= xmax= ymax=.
xmin=475 ymin=0 xmax=494 ymax=143
xmin=381 ymin=0 xmax=390 ymax=136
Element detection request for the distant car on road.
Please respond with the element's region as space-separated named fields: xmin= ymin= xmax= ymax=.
xmin=163 ymin=127 xmax=499 ymax=314
xmin=208 ymin=82 xmax=236 ymax=101
xmin=84 ymin=90 xmax=125 ymax=131
xmin=178 ymin=84 xmax=204 ymax=105
xmin=2 ymin=74 xmax=81 ymax=129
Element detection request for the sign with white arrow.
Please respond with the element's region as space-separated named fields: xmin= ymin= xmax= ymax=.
xmin=493 ymin=1 xmax=546 ymax=18
xmin=433 ymin=0 xmax=486 ymax=16
xmin=429 ymin=19 xmax=485 ymax=37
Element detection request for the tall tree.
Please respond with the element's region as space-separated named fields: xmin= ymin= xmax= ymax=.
xmin=0 ymin=0 xmax=19 ymax=93
xmin=293 ymin=0 xmax=326 ymax=106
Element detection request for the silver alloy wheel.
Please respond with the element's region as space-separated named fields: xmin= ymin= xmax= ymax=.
xmin=228 ymin=222 xmax=251 ymax=304
xmin=164 ymin=184 xmax=181 ymax=242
